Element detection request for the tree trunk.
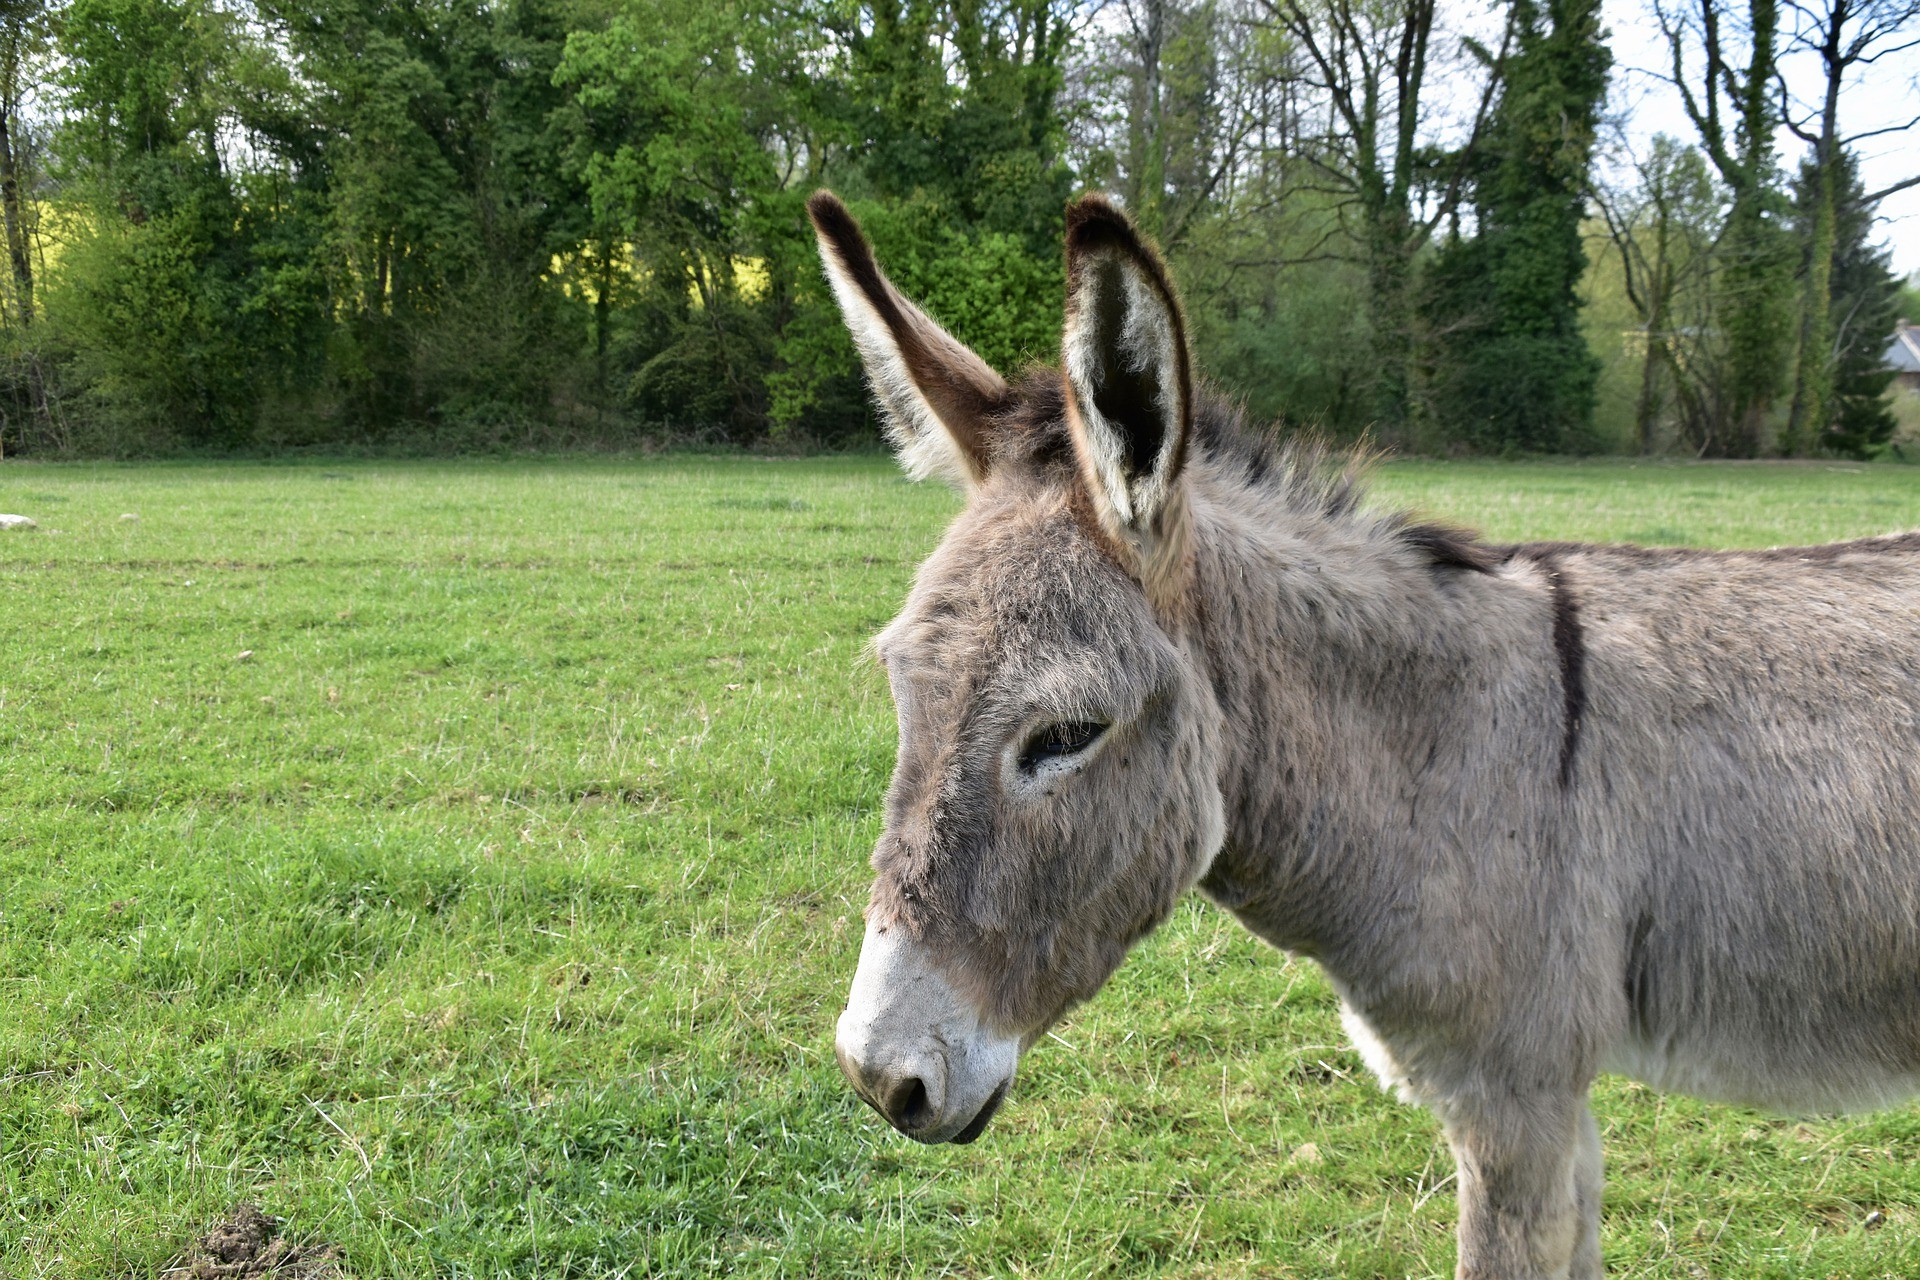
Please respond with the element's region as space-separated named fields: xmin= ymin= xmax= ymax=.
xmin=1366 ymin=212 xmax=1416 ymax=435
xmin=1636 ymin=259 xmax=1673 ymax=453
xmin=1782 ymin=2 xmax=1854 ymax=455
xmin=1716 ymin=0 xmax=1781 ymax=456
xmin=1125 ymin=0 xmax=1168 ymax=237
xmin=1668 ymin=0 xmax=1788 ymax=456
xmin=0 ymin=105 xmax=33 ymax=330
xmin=595 ymin=237 xmax=613 ymax=395
xmin=1785 ymin=151 xmax=1838 ymax=454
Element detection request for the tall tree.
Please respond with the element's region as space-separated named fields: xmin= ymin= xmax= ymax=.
xmin=1777 ymin=0 xmax=1920 ymax=453
xmin=1255 ymin=0 xmax=1506 ymax=434
xmin=54 ymin=0 xmax=281 ymax=446
xmin=1659 ymin=0 xmax=1791 ymax=455
xmin=560 ymin=0 xmax=824 ymax=434
xmin=0 ymin=0 xmax=50 ymax=332
xmin=1091 ymin=0 xmax=1267 ymax=249
xmin=826 ymin=0 xmax=1076 ymax=251
xmin=1592 ymin=136 xmax=1722 ymax=453
xmin=1430 ymin=0 xmax=1610 ymax=451
xmin=0 ymin=0 xmax=55 ymax=457
xmin=1792 ymin=149 xmax=1904 ymax=456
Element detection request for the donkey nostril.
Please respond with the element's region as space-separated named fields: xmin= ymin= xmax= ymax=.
xmin=886 ymin=1075 xmax=932 ymax=1129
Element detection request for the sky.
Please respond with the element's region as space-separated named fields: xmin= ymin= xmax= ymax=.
xmin=1602 ymin=0 xmax=1920 ymax=278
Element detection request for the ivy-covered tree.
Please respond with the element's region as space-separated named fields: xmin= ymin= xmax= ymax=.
xmin=1777 ymin=0 xmax=1920 ymax=454
xmin=1428 ymin=0 xmax=1610 ymax=452
xmin=1793 ymin=150 xmax=1902 ymax=457
xmin=1659 ymin=0 xmax=1793 ymax=456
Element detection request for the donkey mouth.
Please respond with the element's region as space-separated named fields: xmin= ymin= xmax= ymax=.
xmin=947 ymin=1079 xmax=1009 ymax=1145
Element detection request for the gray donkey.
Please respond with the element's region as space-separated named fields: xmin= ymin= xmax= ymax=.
xmin=810 ymin=189 xmax=1920 ymax=1279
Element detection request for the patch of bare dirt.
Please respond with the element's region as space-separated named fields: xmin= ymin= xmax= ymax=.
xmin=166 ymin=1204 xmax=343 ymax=1279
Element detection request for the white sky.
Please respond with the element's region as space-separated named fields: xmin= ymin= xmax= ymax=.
xmin=1602 ymin=0 xmax=1920 ymax=278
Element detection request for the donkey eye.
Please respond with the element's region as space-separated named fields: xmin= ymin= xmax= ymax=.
xmin=1018 ymin=721 xmax=1108 ymax=773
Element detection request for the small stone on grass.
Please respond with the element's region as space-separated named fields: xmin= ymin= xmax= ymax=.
xmin=0 ymin=513 xmax=36 ymax=530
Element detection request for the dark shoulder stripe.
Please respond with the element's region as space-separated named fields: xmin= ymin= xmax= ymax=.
xmin=1529 ymin=550 xmax=1587 ymax=790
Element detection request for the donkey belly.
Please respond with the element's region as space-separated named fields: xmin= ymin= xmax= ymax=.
xmin=1599 ymin=940 xmax=1920 ymax=1114
xmin=1602 ymin=1029 xmax=1920 ymax=1114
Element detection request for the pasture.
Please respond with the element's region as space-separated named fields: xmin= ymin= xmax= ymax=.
xmin=5 ymin=455 xmax=1920 ymax=1278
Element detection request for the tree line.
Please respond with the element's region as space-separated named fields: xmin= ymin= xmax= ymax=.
xmin=0 ymin=0 xmax=1911 ymax=459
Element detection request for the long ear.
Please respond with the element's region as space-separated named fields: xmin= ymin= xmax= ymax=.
xmin=807 ymin=191 xmax=1008 ymax=487
xmin=1061 ymin=195 xmax=1194 ymax=586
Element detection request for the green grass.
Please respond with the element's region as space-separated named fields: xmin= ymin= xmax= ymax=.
xmin=5 ymin=455 xmax=1920 ymax=1278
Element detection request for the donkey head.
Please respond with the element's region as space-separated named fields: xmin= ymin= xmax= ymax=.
xmin=812 ymin=192 xmax=1227 ymax=1144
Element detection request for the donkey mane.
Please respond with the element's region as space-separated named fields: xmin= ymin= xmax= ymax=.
xmin=994 ymin=371 xmax=1920 ymax=579
xmin=987 ymin=370 xmax=1505 ymax=577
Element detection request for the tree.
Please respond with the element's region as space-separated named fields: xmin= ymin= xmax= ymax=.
xmin=556 ymin=0 xmax=793 ymax=435
xmin=1659 ymin=0 xmax=1792 ymax=456
xmin=258 ymin=0 xmax=582 ymax=435
xmin=1079 ymin=0 xmax=1272 ymax=250
xmin=52 ymin=0 xmax=295 ymax=448
xmin=1429 ymin=0 xmax=1610 ymax=451
xmin=0 ymin=0 xmax=56 ymax=457
xmin=1253 ymin=0 xmax=1508 ymax=435
xmin=1777 ymin=0 xmax=1920 ymax=453
xmin=0 ymin=0 xmax=50 ymax=331
xmin=1592 ymin=135 xmax=1723 ymax=453
xmin=824 ymin=0 xmax=1077 ymax=253
xmin=1792 ymin=149 xmax=1903 ymax=456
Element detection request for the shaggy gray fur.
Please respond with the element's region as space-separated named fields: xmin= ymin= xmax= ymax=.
xmin=809 ymin=190 xmax=1920 ymax=1280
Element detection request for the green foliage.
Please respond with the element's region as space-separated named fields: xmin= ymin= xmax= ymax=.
xmin=1711 ymin=193 xmax=1797 ymax=455
xmin=1184 ymin=233 xmax=1378 ymax=437
xmin=0 ymin=0 xmax=1892 ymax=457
xmin=47 ymin=0 xmax=310 ymax=449
xmin=46 ymin=205 xmax=255 ymax=450
xmin=829 ymin=0 xmax=1074 ymax=254
xmin=25 ymin=0 xmax=661 ymax=450
xmin=557 ymin=0 xmax=800 ymax=436
xmin=551 ymin=0 xmax=1072 ymax=443
xmin=859 ymin=198 xmax=1065 ymax=374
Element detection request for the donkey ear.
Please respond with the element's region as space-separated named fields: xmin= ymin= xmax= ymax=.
xmin=1061 ymin=195 xmax=1194 ymax=569
xmin=807 ymin=191 xmax=1007 ymax=488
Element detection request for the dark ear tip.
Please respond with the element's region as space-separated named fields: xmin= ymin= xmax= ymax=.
xmin=806 ymin=190 xmax=859 ymax=242
xmin=806 ymin=189 xmax=844 ymax=221
xmin=1064 ymin=193 xmax=1138 ymax=255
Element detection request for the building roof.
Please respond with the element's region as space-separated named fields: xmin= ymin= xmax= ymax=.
xmin=1888 ymin=324 xmax=1920 ymax=375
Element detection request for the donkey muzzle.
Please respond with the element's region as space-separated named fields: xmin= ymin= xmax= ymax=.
xmin=835 ymin=921 xmax=1020 ymax=1144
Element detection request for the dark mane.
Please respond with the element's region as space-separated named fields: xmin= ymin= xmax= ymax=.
xmin=993 ymin=374 xmax=1501 ymax=575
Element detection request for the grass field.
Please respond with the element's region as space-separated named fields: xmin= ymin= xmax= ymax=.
xmin=7 ymin=455 xmax=1920 ymax=1278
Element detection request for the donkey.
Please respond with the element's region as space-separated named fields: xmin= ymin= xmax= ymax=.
xmin=808 ymin=189 xmax=1920 ymax=1279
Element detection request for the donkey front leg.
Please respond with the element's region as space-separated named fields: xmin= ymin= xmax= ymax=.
xmin=1440 ymin=1088 xmax=1604 ymax=1280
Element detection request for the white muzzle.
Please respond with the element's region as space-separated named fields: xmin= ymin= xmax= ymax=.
xmin=834 ymin=921 xmax=1021 ymax=1143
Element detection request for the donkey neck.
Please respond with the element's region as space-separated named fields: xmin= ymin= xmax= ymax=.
xmin=1183 ymin=465 xmax=1566 ymax=966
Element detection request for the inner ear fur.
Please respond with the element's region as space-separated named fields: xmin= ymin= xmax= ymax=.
xmin=1061 ymin=195 xmax=1194 ymax=594
xmin=807 ymin=191 xmax=1007 ymax=487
